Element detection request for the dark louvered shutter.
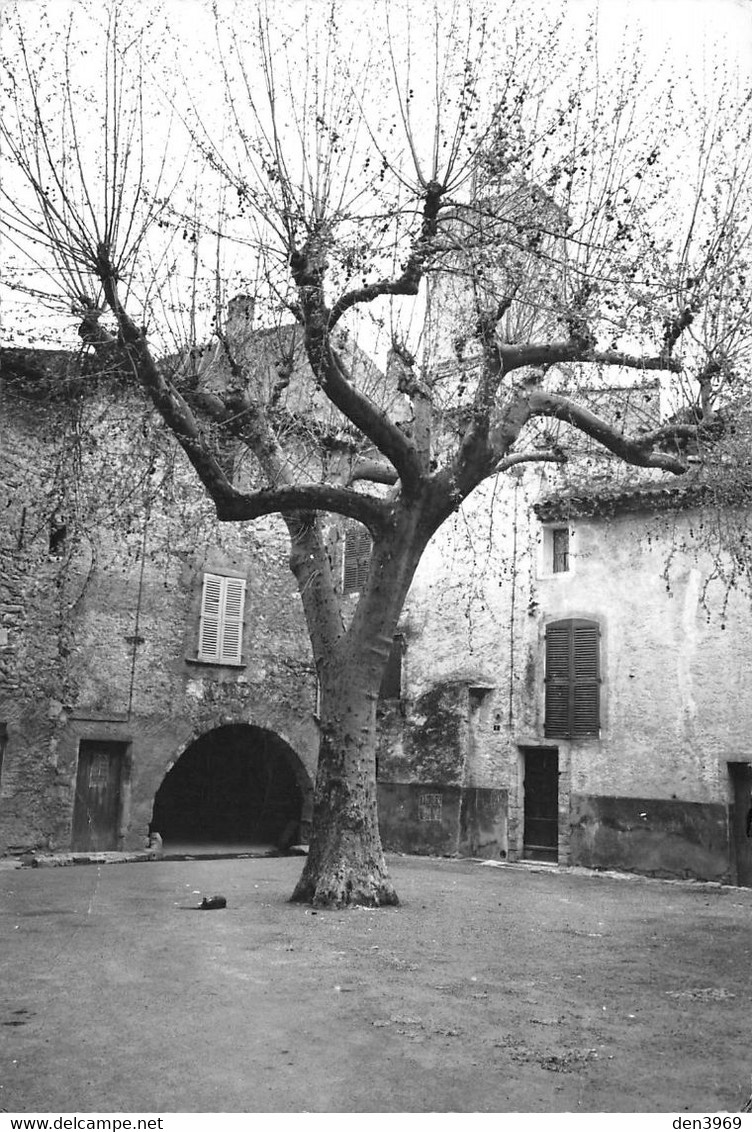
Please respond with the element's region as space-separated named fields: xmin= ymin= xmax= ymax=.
xmin=343 ymin=524 xmax=371 ymax=594
xmin=544 ymin=623 xmax=572 ymax=738
xmin=545 ymin=619 xmax=600 ymax=738
xmin=572 ymin=622 xmax=599 ymax=736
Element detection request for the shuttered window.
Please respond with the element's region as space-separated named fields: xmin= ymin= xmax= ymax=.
xmin=343 ymin=524 xmax=371 ymax=594
xmin=198 ymin=573 xmax=247 ymax=664
xmin=544 ymin=619 xmax=600 ymax=738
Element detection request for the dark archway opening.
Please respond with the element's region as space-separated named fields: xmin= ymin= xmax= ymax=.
xmin=150 ymin=724 xmax=306 ymax=850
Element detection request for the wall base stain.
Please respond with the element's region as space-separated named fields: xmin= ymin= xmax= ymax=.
xmin=378 ymin=782 xmax=508 ymax=859
xmin=569 ymin=793 xmax=729 ymax=882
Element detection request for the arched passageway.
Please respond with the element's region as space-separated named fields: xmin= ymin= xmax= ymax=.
xmin=150 ymin=724 xmax=309 ymax=850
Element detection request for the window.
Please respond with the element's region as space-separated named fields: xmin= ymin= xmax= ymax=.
xmin=540 ymin=525 xmax=571 ymax=575
xmin=198 ymin=573 xmax=247 ymax=664
xmin=552 ymin=527 xmax=569 ymax=573
xmin=49 ymin=513 xmax=67 ymax=556
xmin=379 ymin=635 xmax=404 ymax=701
xmin=343 ymin=523 xmax=371 ymax=594
xmin=544 ymin=619 xmax=600 ymax=738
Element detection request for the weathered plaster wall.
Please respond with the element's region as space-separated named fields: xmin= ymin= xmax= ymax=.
xmin=378 ymin=470 xmax=752 ymax=879
xmin=524 ymin=509 xmax=752 ymax=804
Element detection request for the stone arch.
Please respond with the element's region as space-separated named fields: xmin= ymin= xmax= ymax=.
xmin=150 ymin=723 xmax=313 ymax=850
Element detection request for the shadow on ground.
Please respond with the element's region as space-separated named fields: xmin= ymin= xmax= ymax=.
xmin=1 ymin=855 xmax=750 ymax=1113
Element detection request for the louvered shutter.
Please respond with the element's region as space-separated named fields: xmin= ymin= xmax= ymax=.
xmin=572 ymin=623 xmax=599 ymax=736
xmin=198 ymin=574 xmax=223 ymax=662
xmin=545 ymin=619 xmax=600 ymax=738
xmin=343 ymin=525 xmax=371 ymax=594
xmin=198 ymin=573 xmax=246 ymax=664
xmin=220 ymin=577 xmax=246 ymax=664
xmin=544 ymin=623 xmax=572 ymax=738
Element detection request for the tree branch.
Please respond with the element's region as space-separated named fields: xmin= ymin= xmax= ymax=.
xmin=209 ymin=328 xmax=294 ymax=486
xmin=496 ymin=450 xmax=567 ymax=471
xmin=284 ymin=512 xmax=344 ymax=664
xmin=215 ymin=482 xmax=388 ymax=530
xmin=662 ymin=303 xmax=697 ymax=356
xmin=386 ymin=339 xmax=433 ymax=462
xmin=328 ymin=180 xmax=445 ymax=326
xmin=287 ymin=194 xmax=439 ymax=492
xmin=500 ymin=340 xmax=683 ymax=374
xmin=79 ymin=296 xmax=240 ymax=509
xmin=302 ymin=327 xmax=425 ymax=491
xmin=346 ymin=458 xmax=399 ymax=486
xmin=89 ymin=248 xmax=391 ymax=536
xmin=527 ymin=390 xmax=691 ymax=473
xmin=450 ymin=293 xmax=519 ymax=492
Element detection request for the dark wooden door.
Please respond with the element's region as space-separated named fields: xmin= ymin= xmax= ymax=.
xmin=72 ymin=741 xmax=125 ymax=851
xmin=729 ymin=763 xmax=752 ymax=887
xmin=523 ymin=748 xmax=559 ymax=861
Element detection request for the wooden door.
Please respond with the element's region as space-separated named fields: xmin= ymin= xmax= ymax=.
xmin=729 ymin=763 xmax=752 ymax=887
xmin=523 ymin=748 xmax=559 ymax=861
xmin=72 ymin=741 xmax=125 ymax=851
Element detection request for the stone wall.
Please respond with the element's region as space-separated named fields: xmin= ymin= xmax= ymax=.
xmin=0 ymin=372 xmax=318 ymax=854
xmin=0 ymin=392 xmax=74 ymax=849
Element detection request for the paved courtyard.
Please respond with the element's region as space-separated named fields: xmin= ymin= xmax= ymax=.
xmin=1 ymin=855 xmax=751 ymax=1113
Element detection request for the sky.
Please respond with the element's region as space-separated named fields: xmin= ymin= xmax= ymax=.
xmin=572 ymin=0 xmax=752 ymax=61
xmin=1 ymin=0 xmax=751 ymax=353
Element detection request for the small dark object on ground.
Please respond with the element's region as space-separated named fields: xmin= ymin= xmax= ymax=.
xmin=200 ymin=895 xmax=227 ymax=910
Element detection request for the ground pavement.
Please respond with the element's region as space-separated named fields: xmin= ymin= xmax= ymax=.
xmin=1 ymin=855 xmax=751 ymax=1113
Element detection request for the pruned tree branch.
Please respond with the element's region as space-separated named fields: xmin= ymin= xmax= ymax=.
xmin=527 ymin=390 xmax=692 ymax=473
xmin=328 ymin=180 xmax=445 ymax=325
xmin=496 ymin=450 xmax=567 ymax=471
xmin=300 ymin=321 xmax=425 ymax=490
xmin=215 ymin=483 xmax=388 ymax=529
xmin=500 ymin=340 xmax=683 ymax=374
xmin=87 ymin=251 xmax=389 ymax=536
xmin=346 ymin=458 xmax=399 ymax=487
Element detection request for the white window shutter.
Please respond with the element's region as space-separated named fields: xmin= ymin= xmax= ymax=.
xmin=198 ymin=573 xmax=246 ymax=664
xmin=198 ymin=574 xmax=223 ymax=661
xmin=220 ymin=577 xmax=246 ymax=664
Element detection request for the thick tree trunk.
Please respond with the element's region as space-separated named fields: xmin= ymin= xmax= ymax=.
xmin=291 ymin=664 xmax=397 ymax=907
xmin=290 ymin=499 xmax=438 ymax=907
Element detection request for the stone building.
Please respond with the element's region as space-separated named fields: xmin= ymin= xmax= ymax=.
xmin=0 ymin=345 xmax=319 ymax=856
xmin=380 ymin=469 xmax=752 ymax=886
xmin=2 ymin=341 xmax=752 ymax=886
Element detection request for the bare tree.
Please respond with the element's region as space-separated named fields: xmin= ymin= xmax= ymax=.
xmin=2 ymin=0 xmax=751 ymax=905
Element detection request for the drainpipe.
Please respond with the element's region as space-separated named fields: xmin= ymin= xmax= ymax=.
xmin=508 ymin=474 xmax=520 ymax=728
xmin=127 ymin=511 xmax=149 ymax=719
